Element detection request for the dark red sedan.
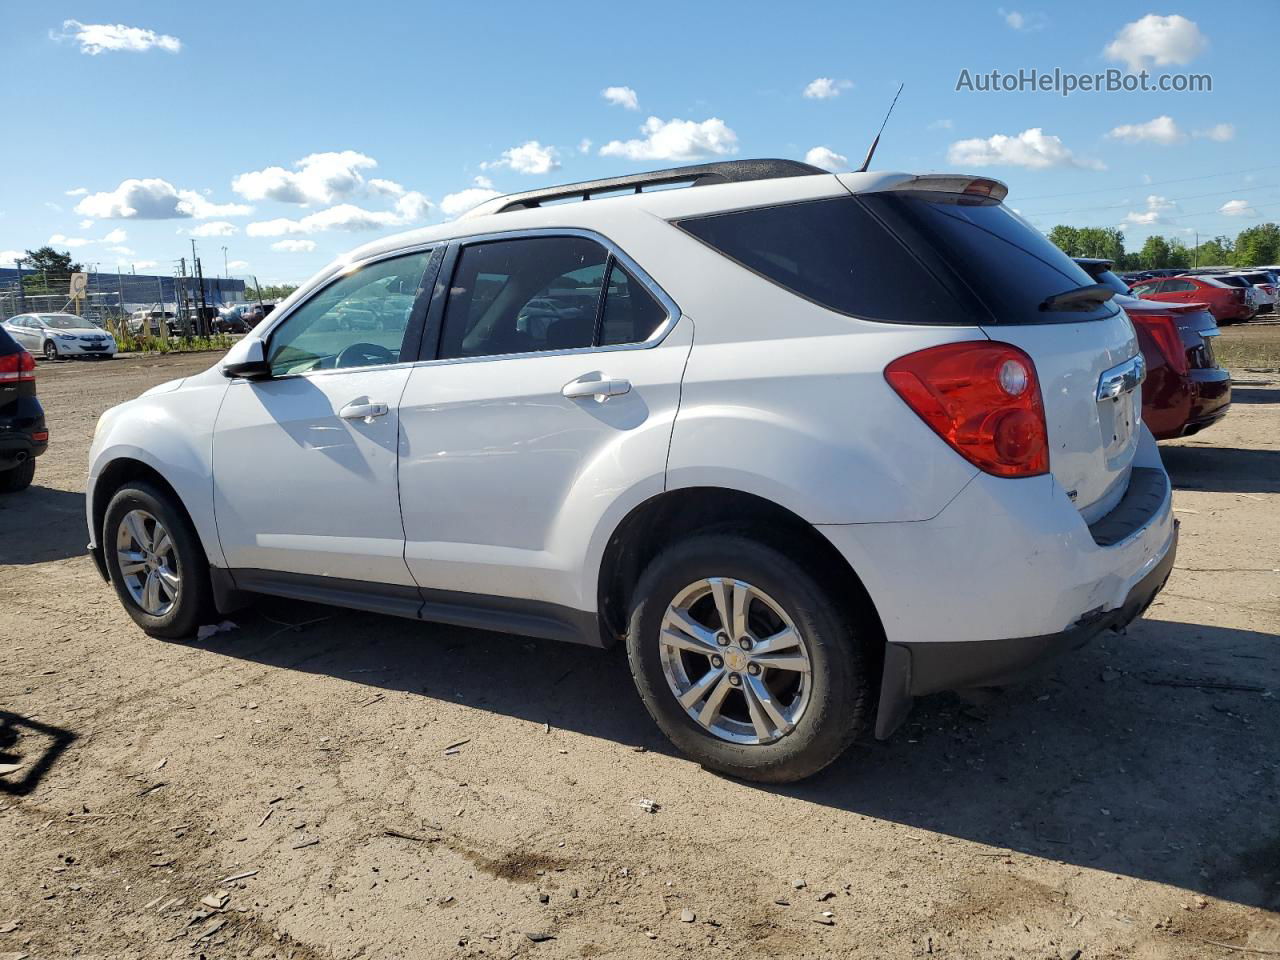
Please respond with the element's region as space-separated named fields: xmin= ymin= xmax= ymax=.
xmin=1128 ymin=275 xmax=1254 ymax=325
xmin=1076 ymin=260 xmax=1232 ymax=440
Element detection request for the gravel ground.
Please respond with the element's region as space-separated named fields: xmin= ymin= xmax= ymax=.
xmin=1 ymin=348 xmax=1277 ymax=960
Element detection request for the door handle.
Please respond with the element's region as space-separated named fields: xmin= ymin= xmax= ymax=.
xmin=339 ymin=400 xmax=389 ymax=421
xmin=561 ymin=376 xmax=632 ymax=402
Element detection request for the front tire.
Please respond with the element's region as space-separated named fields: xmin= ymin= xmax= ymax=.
xmin=103 ymin=482 xmax=212 ymax=638
xmin=625 ymin=534 xmax=871 ymax=783
xmin=43 ymin=340 xmax=59 ymax=361
xmin=0 ymin=459 xmax=35 ymax=493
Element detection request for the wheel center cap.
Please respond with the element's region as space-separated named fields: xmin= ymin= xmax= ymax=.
xmin=724 ymin=649 xmax=748 ymax=672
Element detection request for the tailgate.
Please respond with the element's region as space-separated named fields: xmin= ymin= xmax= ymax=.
xmin=980 ymin=310 xmax=1141 ymax=523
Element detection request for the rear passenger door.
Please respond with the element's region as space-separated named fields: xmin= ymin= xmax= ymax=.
xmin=397 ymin=232 xmax=692 ymax=612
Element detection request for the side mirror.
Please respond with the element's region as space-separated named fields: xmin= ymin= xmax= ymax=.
xmin=221 ymin=337 xmax=272 ymax=380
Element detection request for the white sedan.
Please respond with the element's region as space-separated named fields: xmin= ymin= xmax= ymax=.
xmin=2 ymin=313 xmax=117 ymax=360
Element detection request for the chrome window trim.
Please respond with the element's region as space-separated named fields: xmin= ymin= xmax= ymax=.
xmin=424 ymin=226 xmax=682 ymax=367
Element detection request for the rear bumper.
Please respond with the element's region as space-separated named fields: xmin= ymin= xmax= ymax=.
xmin=874 ymin=521 xmax=1176 ymax=735
xmin=1150 ymin=367 xmax=1232 ymax=440
xmin=0 ymin=401 xmax=48 ymax=467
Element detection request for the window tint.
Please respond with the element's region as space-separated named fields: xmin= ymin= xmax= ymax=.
xmin=1166 ymin=279 xmax=1195 ymax=292
xmin=599 ymin=263 xmax=667 ymax=345
xmin=678 ymin=196 xmax=968 ymax=324
xmin=266 ymin=251 xmax=431 ymax=376
xmin=439 ymin=237 xmax=608 ymax=359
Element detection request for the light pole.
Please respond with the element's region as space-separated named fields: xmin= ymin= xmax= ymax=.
xmin=221 ymin=246 xmax=229 ymax=279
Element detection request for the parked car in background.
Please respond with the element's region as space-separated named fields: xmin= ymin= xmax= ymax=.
xmin=1129 ymin=275 xmax=1255 ymax=324
xmin=214 ymin=307 xmax=251 ymax=334
xmin=2 ymin=313 xmax=118 ymax=360
xmin=1077 ymin=259 xmax=1231 ymax=440
xmin=127 ymin=310 xmax=178 ymax=337
xmin=1226 ymin=271 xmax=1277 ymax=314
xmin=0 ymin=325 xmax=47 ymax=492
xmin=88 ymin=160 xmax=1177 ymax=782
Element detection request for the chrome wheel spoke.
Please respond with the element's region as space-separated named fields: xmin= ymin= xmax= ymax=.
xmin=695 ymin=671 xmax=734 ymax=728
xmin=742 ymin=678 xmax=775 ymax=741
xmin=124 ymin=512 xmax=152 ymax=552
xmin=753 ymin=625 xmax=800 ymax=655
xmin=751 ymin=652 xmax=810 ymax=674
xmin=118 ymin=550 xmax=147 ymax=576
xmin=156 ymin=567 xmax=181 ymax=595
xmin=660 ymin=608 xmax=720 ymax=656
xmin=678 ymin=666 xmax=726 ymax=710
xmin=745 ymin=674 xmax=793 ymax=737
xmin=731 ymin=581 xmax=754 ymax=641
xmin=142 ymin=571 xmax=163 ymax=613
xmin=707 ymin=578 xmax=734 ymax=634
xmin=151 ymin=527 xmax=173 ymax=560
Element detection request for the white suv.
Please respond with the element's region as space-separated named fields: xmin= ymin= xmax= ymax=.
xmin=87 ymin=160 xmax=1177 ymax=782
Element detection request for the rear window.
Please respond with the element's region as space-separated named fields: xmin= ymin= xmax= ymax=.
xmin=677 ymin=192 xmax=1117 ymax=325
xmin=1216 ymin=276 xmax=1247 ymax=287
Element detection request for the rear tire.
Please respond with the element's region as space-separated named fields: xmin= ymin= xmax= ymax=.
xmin=0 ymin=459 xmax=35 ymax=493
xmin=625 ymin=534 xmax=870 ymax=783
xmin=103 ymin=482 xmax=212 ymax=639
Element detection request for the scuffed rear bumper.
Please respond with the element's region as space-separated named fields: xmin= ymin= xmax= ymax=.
xmin=873 ymin=521 xmax=1176 ymax=737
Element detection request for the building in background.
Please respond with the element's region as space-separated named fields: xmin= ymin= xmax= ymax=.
xmin=0 ymin=267 xmax=247 ymax=321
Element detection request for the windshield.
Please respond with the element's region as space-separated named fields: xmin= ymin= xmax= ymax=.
xmin=40 ymin=315 xmax=87 ymax=329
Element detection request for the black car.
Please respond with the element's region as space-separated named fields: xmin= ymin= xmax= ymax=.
xmin=0 ymin=324 xmax=48 ymax=493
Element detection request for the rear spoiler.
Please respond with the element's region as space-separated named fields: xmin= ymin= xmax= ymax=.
xmin=885 ymin=175 xmax=1009 ymax=202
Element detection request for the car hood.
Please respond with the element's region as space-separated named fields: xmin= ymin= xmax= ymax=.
xmin=139 ymin=378 xmax=187 ymax=397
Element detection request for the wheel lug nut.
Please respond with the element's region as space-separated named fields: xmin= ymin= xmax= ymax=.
xmin=738 ymin=638 xmax=752 ymax=651
xmin=748 ymin=663 xmax=761 ymax=676
xmin=715 ymin=632 xmax=730 ymax=646
xmin=728 ymin=674 xmax=742 ymax=687
xmin=711 ymin=655 xmax=724 ymax=669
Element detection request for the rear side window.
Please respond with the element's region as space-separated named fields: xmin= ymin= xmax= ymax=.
xmin=678 ymin=193 xmax=1117 ymax=325
xmin=677 ymin=197 xmax=968 ymax=324
xmin=437 ymin=237 xmax=671 ymax=359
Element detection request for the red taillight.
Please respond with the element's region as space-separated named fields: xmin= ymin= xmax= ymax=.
xmin=0 ymin=350 xmax=36 ymax=383
xmin=32 ymin=431 xmax=48 ymax=443
xmin=1131 ymin=312 xmax=1189 ymax=375
xmin=885 ymin=341 xmax=1049 ymax=478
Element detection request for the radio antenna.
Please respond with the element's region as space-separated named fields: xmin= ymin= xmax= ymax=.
xmin=855 ymin=82 xmax=904 ymax=173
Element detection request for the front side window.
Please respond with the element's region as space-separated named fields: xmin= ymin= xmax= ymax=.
xmin=266 ymin=251 xmax=431 ymax=376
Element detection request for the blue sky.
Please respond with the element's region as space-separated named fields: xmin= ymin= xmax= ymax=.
xmin=1 ymin=1 xmax=1275 ymax=284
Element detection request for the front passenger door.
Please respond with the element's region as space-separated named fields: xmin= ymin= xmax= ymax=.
xmin=212 ymin=249 xmax=438 ymax=594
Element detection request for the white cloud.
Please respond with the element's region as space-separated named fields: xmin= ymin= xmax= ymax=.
xmin=1195 ymin=123 xmax=1235 ymax=142
xmin=0 ymin=250 xmax=26 ymax=266
xmin=804 ymin=146 xmax=848 ymax=172
xmin=578 ymin=138 xmax=593 ymax=154
xmin=602 ymin=86 xmax=639 ymax=110
xmin=271 ymin=239 xmax=317 ymax=252
xmin=928 ymin=119 xmax=954 ymax=131
xmin=102 ymin=227 xmax=127 ymax=244
xmin=1119 ymin=195 xmax=1177 ymax=228
xmin=1107 ymin=115 xmax=1184 ymax=145
xmin=1104 ymin=14 xmax=1207 ymax=73
xmin=803 ymin=77 xmax=851 ymax=100
xmin=189 ymin=221 xmax=237 ymax=237
xmin=226 ymin=260 xmax=249 ymax=271
xmin=245 ymin=192 xmax=431 ymax=237
xmin=107 ymin=245 xmax=134 ymax=256
xmin=130 ymin=259 xmax=158 ymax=270
xmin=483 ymin=140 xmax=560 ymax=175
xmin=232 ymin=150 xmax=378 ymax=206
xmin=472 ymin=175 xmax=495 ymax=189
xmin=54 ymin=19 xmax=181 ymax=55
xmin=368 ymin=178 xmax=405 ymax=197
xmin=78 ymin=219 xmax=94 ymax=230
xmin=66 ymin=187 xmax=88 ymax=197
xmin=440 ymin=187 xmax=502 ymax=219
xmin=947 ymin=127 xmax=1104 ymax=170
xmin=599 ymin=116 xmax=738 ymax=162
xmin=1220 ymin=199 xmax=1257 ymax=218
xmin=48 ymin=233 xmax=90 ymax=248
xmin=75 ymin=178 xmax=252 ymax=219
xmin=999 ymin=8 xmax=1046 ymax=30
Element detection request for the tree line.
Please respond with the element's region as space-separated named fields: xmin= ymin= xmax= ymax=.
xmin=1047 ymin=223 xmax=1280 ymax=271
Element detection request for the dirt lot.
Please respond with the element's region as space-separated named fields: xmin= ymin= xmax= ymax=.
xmin=1 ymin=344 xmax=1277 ymax=960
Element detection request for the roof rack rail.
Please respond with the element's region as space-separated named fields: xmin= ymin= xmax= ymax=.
xmin=463 ymin=158 xmax=826 ymax=218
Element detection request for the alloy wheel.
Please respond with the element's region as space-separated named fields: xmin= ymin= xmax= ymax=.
xmin=115 ymin=509 xmax=181 ymax=617
xmin=658 ymin=578 xmax=813 ymax=745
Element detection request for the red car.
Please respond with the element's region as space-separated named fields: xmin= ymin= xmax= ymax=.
xmin=1129 ymin=275 xmax=1254 ymax=325
xmin=1077 ymin=260 xmax=1232 ymax=440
